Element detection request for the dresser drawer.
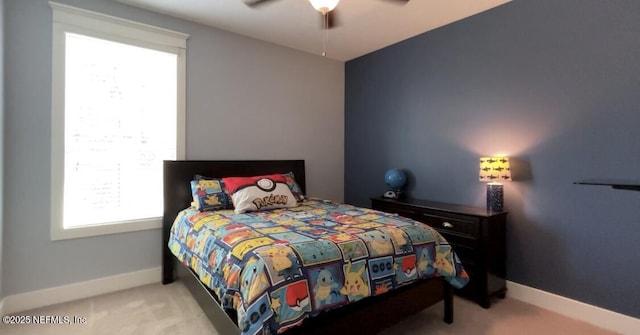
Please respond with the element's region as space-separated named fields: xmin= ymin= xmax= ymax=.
xmin=445 ymin=242 xmax=477 ymax=266
xmin=435 ymin=229 xmax=478 ymax=248
xmin=418 ymin=212 xmax=480 ymax=239
xmin=372 ymin=202 xmax=421 ymax=221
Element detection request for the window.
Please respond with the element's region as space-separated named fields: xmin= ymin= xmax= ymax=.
xmin=50 ymin=2 xmax=188 ymax=240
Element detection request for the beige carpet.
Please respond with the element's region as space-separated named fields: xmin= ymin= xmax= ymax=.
xmin=0 ymin=282 xmax=618 ymax=335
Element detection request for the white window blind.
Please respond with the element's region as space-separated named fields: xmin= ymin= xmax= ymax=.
xmin=63 ymin=33 xmax=177 ymax=228
xmin=50 ymin=2 xmax=188 ymax=240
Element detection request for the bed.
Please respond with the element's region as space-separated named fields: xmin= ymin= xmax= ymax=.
xmin=162 ymin=160 xmax=468 ymax=334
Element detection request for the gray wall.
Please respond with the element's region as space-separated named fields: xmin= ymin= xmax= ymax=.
xmin=345 ymin=0 xmax=639 ymax=317
xmin=0 ymin=0 xmax=4 ymax=302
xmin=3 ymin=0 xmax=343 ymax=296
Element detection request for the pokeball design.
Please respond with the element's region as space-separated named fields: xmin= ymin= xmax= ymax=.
xmin=256 ymin=178 xmax=276 ymax=192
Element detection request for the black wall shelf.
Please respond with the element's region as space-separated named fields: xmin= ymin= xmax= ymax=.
xmin=574 ymin=179 xmax=640 ymax=191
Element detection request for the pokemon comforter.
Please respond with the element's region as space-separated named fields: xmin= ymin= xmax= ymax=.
xmin=168 ymin=198 xmax=469 ymax=335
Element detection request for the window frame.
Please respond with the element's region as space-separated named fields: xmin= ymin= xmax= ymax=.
xmin=50 ymin=2 xmax=188 ymax=240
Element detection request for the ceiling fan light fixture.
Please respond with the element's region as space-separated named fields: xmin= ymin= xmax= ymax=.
xmin=308 ymin=0 xmax=340 ymax=14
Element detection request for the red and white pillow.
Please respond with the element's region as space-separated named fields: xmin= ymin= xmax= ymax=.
xmin=222 ymin=174 xmax=298 ymax=214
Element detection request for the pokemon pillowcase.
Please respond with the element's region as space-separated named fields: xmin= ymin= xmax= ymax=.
xmin=283 ymin=171 xmax=305 ymax=202
xmin=190 ymin=177 xmax=229 ymax=212
xmin=223 ymin=174 xmax=298 ymax=214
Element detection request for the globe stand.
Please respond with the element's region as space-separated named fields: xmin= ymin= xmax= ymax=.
xmin=383 ymin=190 xmax=403 ymax=199
xmin=382 ymin=190 xmax=404 ymax=199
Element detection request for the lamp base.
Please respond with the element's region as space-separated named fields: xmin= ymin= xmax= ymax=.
xmin=486 ymin=183 xmax=504 ymax=212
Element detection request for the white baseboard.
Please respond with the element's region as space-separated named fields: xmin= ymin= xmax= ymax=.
xmin=507 ymin=281 xmax=639 ymax=335
xmin=2 ymin=266 xmax=161 ymax=314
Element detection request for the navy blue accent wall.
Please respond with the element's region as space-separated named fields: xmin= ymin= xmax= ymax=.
xmin=345 ymin=0 xmax=640 ymax=317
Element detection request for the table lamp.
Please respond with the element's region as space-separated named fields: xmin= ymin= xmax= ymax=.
xmin=479 ymin=157 xmax=511 ymax=212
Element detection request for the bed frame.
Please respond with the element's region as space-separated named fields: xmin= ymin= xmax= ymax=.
xmin=162 ymin=160 xmax=453 ymax=334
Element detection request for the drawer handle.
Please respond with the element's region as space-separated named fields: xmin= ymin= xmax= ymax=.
xmin=442 ymin=222 xmax=453 ymax=228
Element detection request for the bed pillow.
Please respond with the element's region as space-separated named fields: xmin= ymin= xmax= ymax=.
xmin=222 ymin=174 xmax=298 ymax=214
xmin=195 ymin=175 xmax=233 ymax=208
xmin=283 ymin=171 xmax=305 ymax=202
xmin=190 ymin=176 xmax=229 ymax=212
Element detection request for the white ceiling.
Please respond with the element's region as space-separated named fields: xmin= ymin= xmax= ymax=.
xmin=117 ymin=0 xmax=511 ymax=61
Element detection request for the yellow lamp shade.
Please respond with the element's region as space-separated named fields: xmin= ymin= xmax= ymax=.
xmin=479 ymin=157 xmax=511 ymax=183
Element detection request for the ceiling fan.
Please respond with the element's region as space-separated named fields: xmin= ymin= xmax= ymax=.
xmin=244 ymin=0 xmax=410 ymax=29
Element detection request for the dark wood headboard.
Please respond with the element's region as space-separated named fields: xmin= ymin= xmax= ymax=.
xmin=161 ymin=160 xmax=305 ymax=284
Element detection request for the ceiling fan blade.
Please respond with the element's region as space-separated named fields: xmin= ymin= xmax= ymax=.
xmin=243 ymin=0 xmax=279 ymax=7
xmin=380 ymin=0 xmax=410 ymax=4
xmin=329 ymin=9 xmax=340 ymax=29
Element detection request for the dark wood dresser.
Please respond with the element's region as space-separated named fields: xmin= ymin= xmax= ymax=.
xmin=371 ymin=197 xmax=507 ymax=308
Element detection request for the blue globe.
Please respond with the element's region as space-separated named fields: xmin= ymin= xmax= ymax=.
xmin=384 ymin=168 xmax=407 ymax=190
